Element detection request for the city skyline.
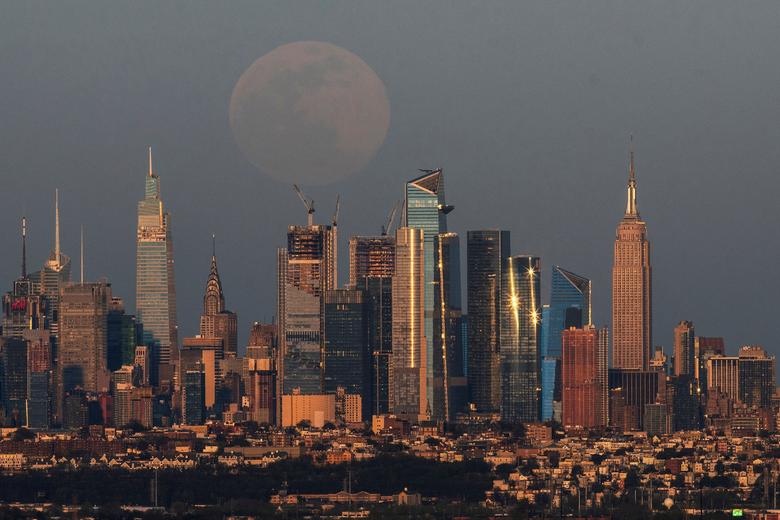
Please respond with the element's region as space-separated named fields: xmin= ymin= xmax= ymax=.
xmin=1 ymin=2 xmax=779 ymax=366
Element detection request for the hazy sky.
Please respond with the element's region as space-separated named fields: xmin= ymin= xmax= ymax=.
xmin=1 ymin=1 xmax=779 ymax=363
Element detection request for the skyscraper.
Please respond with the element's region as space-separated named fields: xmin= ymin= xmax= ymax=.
xmin=500 ymin=255 xmax=541 ymax=423
xmin=405 ymin=169 xmax=451 ymax=419
xmin=277 ymin=221 xmax=335 ymax=397
xmin=348 ymin=234 xmax=394 ymax=416
xmin=323 ymin=288 xmax=370 ymax=418
xmin=544 ymin=267 xmax=591 ymax=421
xmin=466 ymin=230 xmax=510 ymax=413
xmin=135 ymin=149 xmax=178 ymax=387
xmin=737 ymin=346 xmax=774 ymax=409
xmin=561 ymin=326 xmax=609 ymax=429
xmin=57 ymin=281 xmax=111 ymax=413
xmin=390 ymin=227 xmax=427 ymax=421
xmin=673 ymin=320 xmax=695 ymax=377
xmin=612 ymin=144 xmax=652 ymax=370
xmin=199 ymin=239 xmax=238 ymax=357
xmin=434 ymin=232 xmax=466 ymax=421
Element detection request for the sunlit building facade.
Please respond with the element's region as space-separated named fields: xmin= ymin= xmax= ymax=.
xmin=135 ymin=150 xmax=178 ymax=387
xmin=612 ymin=147 xmax=652 ymax=370
xmin=673 ymin=320 xmax=695 ymax=377
xmin=562 ymin=326 xmax=608 ymax=429
xmin=500 ymin=255 xmax=541 ymax=423
xmin=277 ymin=223 xmax=335 ymax=398
xmin=390 ymin=227 xmax=427 ymax=421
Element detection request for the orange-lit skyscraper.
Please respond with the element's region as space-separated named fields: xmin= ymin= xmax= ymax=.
xmin=562 ymin=326 xmax=608 ymax=428
xmin=673 ymin=320 xmax=695 ymax=377
xmin=611 ymin=145 xmax=652 ymax=370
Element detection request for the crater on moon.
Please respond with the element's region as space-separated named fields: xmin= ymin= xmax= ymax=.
xmin=229 ymin=41 xmax=390 ymax=185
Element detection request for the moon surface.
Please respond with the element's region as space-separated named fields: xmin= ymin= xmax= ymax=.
xmin=229 ymin=41 xmax=390 ymax=185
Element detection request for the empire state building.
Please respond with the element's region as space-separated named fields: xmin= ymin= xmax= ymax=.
xmin=611 ymin=146 xmax=652 ymax=370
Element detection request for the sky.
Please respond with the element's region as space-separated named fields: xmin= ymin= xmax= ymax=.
xmin=1 ymin=1 xmax=779 ymax=363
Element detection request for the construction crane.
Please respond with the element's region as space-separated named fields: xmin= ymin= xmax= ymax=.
xmin=381 ymin=200 xmax=401 ymax=236
xmin=293 ymin=184 xmax=315 ymax=226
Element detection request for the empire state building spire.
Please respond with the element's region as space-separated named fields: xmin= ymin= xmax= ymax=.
xmin=625 ymin=136 xmax=639 ymax=218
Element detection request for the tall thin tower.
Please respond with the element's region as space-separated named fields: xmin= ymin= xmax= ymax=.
xmin=136 ymin=148 xmax=178 ymax=388
xmin=611 ymin=140 xmax=652 ymax=370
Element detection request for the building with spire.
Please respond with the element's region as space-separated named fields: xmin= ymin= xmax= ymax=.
xmin=612 ymin=142 xmax=652 ymax=371
xmin=199 ymin=237 xmax=238 ymax=357
xmin=3 ymin=217 xmax=47 ymax=339
xmin=136 ymin=148 xmax=178 ymax=388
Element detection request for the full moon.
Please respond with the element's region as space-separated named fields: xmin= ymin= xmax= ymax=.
xmin=229 ymin=41 xmax=390 ymax=185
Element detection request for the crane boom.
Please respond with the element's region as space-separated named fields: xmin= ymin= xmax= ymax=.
xmin=293 ymin=184 xmax=315 ymax=226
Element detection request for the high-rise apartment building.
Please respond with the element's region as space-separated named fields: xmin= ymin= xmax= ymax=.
xmin=673 ymin=320 xmax=695 ymax=377
xmin=500 ymin=255 xmax=541 ymax=423
xmin=561 ymin=326 xmax=608 ymax=429
xmin=199 ymin=243 xmax=238 ymax=357
xmin=349 ymin=235 xmax=395 ymax=286
xmin=277 ymin=222 xmax=335 ymax=398
xmin=612 ymin=147 xmax=652 ymax=370
xmin=694 ymin=336 xmax=725 ymax=390
xmin=466 ymin=230 xmax=510 ymax=413
xmin=390 ymin=227 xmax=427 ymax=421
xmin=405 ymin=169 xmax=452 ymax=420
xmin=706 ymin=355 xmax=739 ymax=403
xmin=135 ymin=149 xmax=178 ymax=387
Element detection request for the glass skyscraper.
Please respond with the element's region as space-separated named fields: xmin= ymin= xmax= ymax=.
xmin=323 ymin=288 xmax=370 ymax=418
xmin=136 ymin=149 xmax=178 ymax=387
xmin=500 ymin=255 xmax=541 ymax=423
xmin=466 ymin=230 xmax=510 ymax=413
xmin=405 ymin=169 xmax=450 ymax=419
xmin=543 ymin=266 xmax=591 ymax=421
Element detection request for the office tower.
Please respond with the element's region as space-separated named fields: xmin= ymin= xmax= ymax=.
xmin=643 ymin=403 xmax=671 ymax=436
xmin=247 ymin=322 xmax=276 ymax=360
xmin=694 ymin=336 xmax=725 ymax=389
xmin=181 ymin=337 xmax=224 ymax=411
xmin=434 ymin=232 xmax=465 ymax=421
xmin=25 ymin=330 xmax=52 ymax=429
xmin=608 ymin=369 xmax=663 ymax=430
xmin=246 ymin=357 xmax=276 ymax=424
xmin=500 ymin=255 xmax=541 ymax=423
xmin=549 ymin=267 xmax=592 ymax=356
xmin=390 ymin=227 xmax=427 ymax=421
xmin=673 ymin=320 xmax=695 ymax=377
xmin=182 ymin=363 xmax=206 ymax=425
xmin=323 ymin=289 xmax=370 ymax=418
xmin=1 ymin=338 xmax=28 ymax=425
xmin=545 ymin=267 xmax=591 ymax=422
xmin=349 ymin=235 xmax=395 ymax=417
xmin=706 ymin=355 xmax=739 ymax=402
xmin=199 ymin=241 xmax=238 ymax=357
xmin=737 ymin=346 xmax=775 ymax=409
xmin=3 ymin=218 xmax=48 ymax=339
xmin=668 ymin=375 xmax=700 ymax=431
xmin=136 ymin=149 xmax=178 ymax=387
xmin=561 ymin=326 xmax=608 ymax=429
xmin=58 ymin=282 xmax=111 ymax=410
xmin=466 ymin=230 xmax=510 ymax=413
xmin=277 ymin=221 xmax=335 ymax=398
xmin=107 ymin=297 xmax=141 ymax=371
xmin=134 ymin=346 xmax=150 ymax=385
xmin=405 ymin=169 xmax=452 ymax=419
xmin=612 ymin=146 xmax=652 ymax=370
xmin=349 ymin=235 xmax=395 ymax=286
